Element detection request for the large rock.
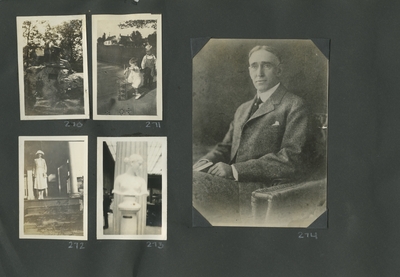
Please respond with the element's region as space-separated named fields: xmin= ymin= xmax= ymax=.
xmin=24 ymin=65 xmax=85 ymax=115
xmin=58 ymin=71 xmax=84 ymax=99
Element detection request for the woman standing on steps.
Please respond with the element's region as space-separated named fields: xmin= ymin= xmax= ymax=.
xmin=33 ymin=150 xmax=48 ymax=200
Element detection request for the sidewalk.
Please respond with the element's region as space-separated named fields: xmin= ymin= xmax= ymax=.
xmin=97 ymin=62 xmax=157 ymax=116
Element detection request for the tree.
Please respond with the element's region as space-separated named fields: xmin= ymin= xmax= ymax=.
xmin=147 ymin=32 xmax=157 ymax=48
xmin=118 ymin=20 xmax=157 ymax=30
xmin=55 ymin=20 xmax=83 ymax=64
xmin=130 ymin=30 xmax=143 ymax=47
xmin=42 ymin=22 xmax=55 ymax=42
xmin=98 ymin=33 xmax=106 ymax=45
xmin=22 ymin=21 xmax=43 ymax=65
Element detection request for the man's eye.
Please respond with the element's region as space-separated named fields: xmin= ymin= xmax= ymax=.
xmin=261 ymin=63 xmax=272 ymax=69
xmin=249 ymin=63 xmax=273 ymax=70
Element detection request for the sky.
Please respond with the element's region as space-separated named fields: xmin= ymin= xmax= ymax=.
xmin=21 ymin=17 xmax=154 ymax=41
xmin=26 ymin=16 xmax=82 ymax=34
xmin=20 ymin=17 xmax=82 ymax=46
xmin=97 ymin=20 xmax=156 ymax=39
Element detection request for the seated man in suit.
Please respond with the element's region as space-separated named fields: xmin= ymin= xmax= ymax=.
xmin=193 ymin=45 xmax=314 ymax=226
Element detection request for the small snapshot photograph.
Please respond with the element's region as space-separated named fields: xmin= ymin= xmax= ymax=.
xmin=192 ymin=39 xmax=328 ymax=228
xmin=16 ymin=15 xmax=89 ymax=120
xmin=97 ymin=137 xmax=167 ymax=240
xmin=92 ymin=14 xmax=162 ymax=120
xmin=19 ymin=136 xmax=88 ymax=240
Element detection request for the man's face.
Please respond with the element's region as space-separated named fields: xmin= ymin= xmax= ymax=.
xmin=248 ymin=49 xmax=281 ymax=92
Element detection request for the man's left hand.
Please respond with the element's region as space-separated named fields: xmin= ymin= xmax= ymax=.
xmin=208 ymin=162 xmax=234 ymax=179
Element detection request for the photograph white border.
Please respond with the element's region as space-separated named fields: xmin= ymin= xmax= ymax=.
xmin=16 ymin=15 xmax=90 ymax=120
xmin=97 ymin=136 xmax=167 ymax=240
xmin=19 ymin=136 xmax=88 ymax=240
xmin=92 ymin=14 xmax=163 ymax=120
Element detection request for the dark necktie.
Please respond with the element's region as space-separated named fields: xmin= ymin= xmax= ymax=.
xmin=248 ymin=97 xmax=263 ymax=118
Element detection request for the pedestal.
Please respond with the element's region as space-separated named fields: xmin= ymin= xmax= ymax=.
xmin=118 ymin=195 xmax=141 ymax=235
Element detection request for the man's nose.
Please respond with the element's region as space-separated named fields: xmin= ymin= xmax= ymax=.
xmin=256 ymin=65 xmax=264 ymax=76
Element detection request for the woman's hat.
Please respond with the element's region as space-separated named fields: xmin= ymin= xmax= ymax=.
xmin=145 ymin=45 xmax=153 ymax=51
xmin=36 ymin=150 xmax=44 ymax=155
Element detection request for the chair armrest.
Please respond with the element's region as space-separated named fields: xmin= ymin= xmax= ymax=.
xmin=251 ymin=178 xmax=327 ymax=227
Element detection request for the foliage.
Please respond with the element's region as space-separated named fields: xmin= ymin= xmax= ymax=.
xmin=21 ymin=19 xmax=83 ymax=66
xmin=118 ymin=20 xmax=157 ymax=30
xmin=130 ymin=31 xmax=144 ymax=47
xmin=147 ymin=32 xmax=157 ymax=48
xmin=22 ymin=21 xmax=44 ymax=49
xmin=96 ymin=20 xmax=157 ymax=49
xmin=55 ymin=20 xmax=83 ymax=62
xmin=98 ymin=33 xmax=106 ymax=45
xmin=22 ymin=21 xmax=45 ymax=66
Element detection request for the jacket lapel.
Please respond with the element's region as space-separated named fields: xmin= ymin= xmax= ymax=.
xmin=230 ymin=85 xmax=288 ymax=162
xmin=236 ymin=97 xmax=256 ymax=131
xmin=247 ymin=85 xmax=287 ymax=122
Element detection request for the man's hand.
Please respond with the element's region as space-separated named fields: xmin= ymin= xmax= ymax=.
xmin=208 ymin=162 xmax=234 ymax=179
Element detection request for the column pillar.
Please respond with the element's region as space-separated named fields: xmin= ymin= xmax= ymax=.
xmin=113 ymin=141 xmax=148 ymax=235
xmin=68 ymin=142 xmax=85 ymax=198
xmin=26 ymin=170 xmax=35 ymax=200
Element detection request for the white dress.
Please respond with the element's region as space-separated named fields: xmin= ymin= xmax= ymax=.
xmin=126 ymin=65 xmax=143 ymax=89
xmin=34 ymin=158 xmax=48 ymax=190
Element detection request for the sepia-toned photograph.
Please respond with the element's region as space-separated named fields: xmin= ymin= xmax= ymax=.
xmin=97 ymin=137 xmax=167 ymax=240
xmin=19 ymin=136 xmax=88 ymax=240
xmin=16 ymin=15 xmax=89 ymax=120
xmin=92 ymin=14 xmax=162 ymax=120
xmin=193 ymin=39 xmax=328 ymax=228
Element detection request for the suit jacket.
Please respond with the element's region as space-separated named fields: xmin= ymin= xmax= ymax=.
xmin=202 ymin=85 xmax=312 ymax=183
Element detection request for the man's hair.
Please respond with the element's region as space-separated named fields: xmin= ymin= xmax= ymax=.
xmin=248 ymin=45 xmax=282 ymax=63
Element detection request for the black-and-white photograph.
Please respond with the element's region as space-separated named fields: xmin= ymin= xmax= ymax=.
xmin=193 ymin=39 xmax=328 ymax=228
xmin=17 ymin=15 xmax=89 ymax=120
xmin=92 ymin=14 xmax=162 ymax=120
xmin=19 ymin=136 xmax=88 ymax=240
xmin=97 ymin=137 xmax=167 ymax=240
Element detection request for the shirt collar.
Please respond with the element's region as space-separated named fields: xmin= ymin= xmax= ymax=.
xmin=257 ymin=82 xmax=280 ymax=103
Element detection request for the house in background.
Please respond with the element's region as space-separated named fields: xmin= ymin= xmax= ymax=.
xmin=103 ymin=35 xmax=118 ymax=46
xmin=118 ymin=34 xmax=134 ymax=47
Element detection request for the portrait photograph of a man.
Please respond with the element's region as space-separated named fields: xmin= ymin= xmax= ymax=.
xmin=193 ymin=39 xmax=328 ymax=228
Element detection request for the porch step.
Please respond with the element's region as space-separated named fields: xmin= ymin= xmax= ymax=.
xmin=24 ymin=198 xmax=81 ymax=215
xmin=23 ymin=198 xmax=84 ymax=236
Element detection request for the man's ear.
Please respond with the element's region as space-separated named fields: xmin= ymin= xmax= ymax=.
xmin=275 ymin=64 xmax=282 ymax=76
